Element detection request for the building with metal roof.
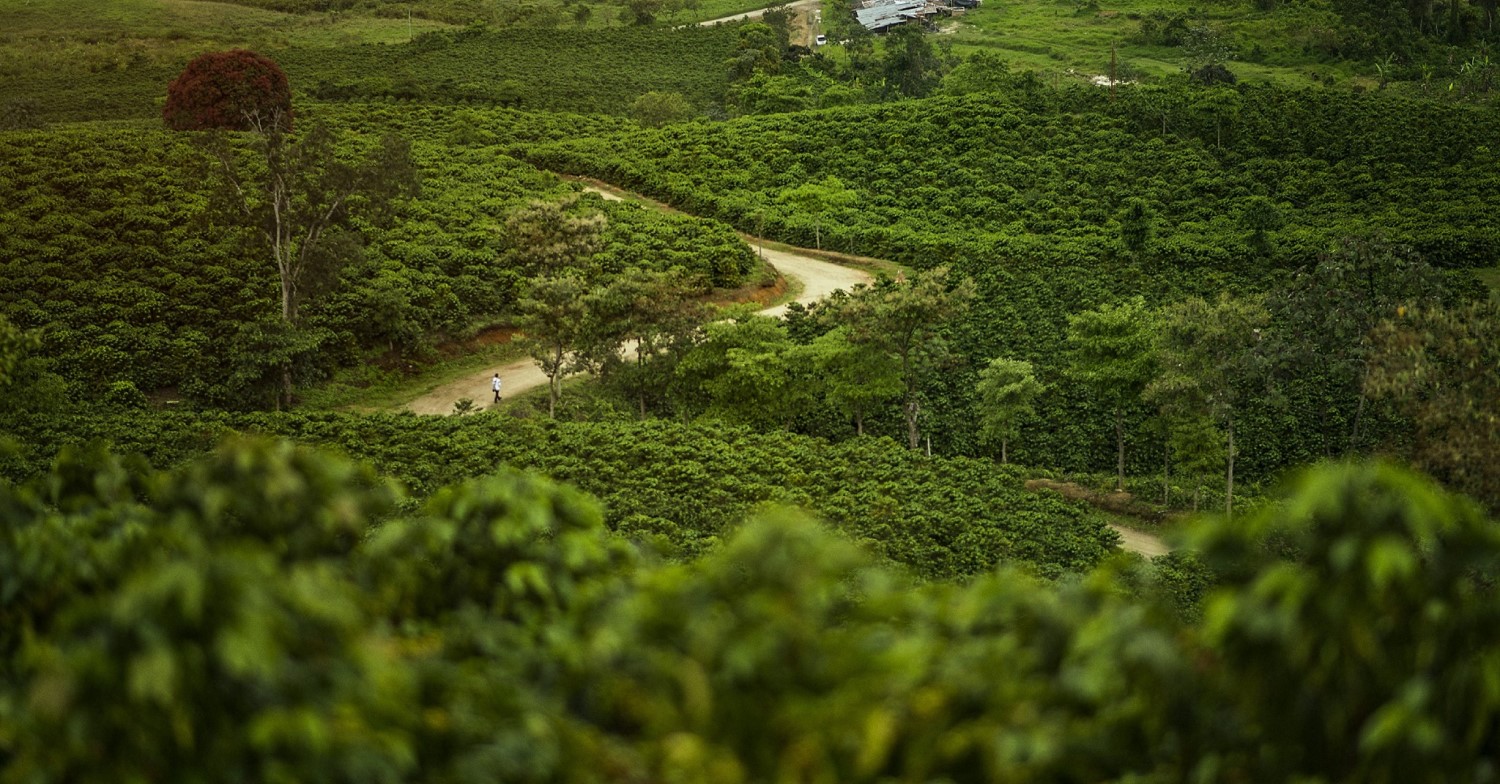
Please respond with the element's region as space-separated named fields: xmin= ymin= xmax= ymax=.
xmin=854 ymin=0 xmax=927 ymax=31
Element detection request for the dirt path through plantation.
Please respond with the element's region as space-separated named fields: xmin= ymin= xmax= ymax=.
xmin=400 ymin=185 xmax=872 ymax=416
xmin=399 ymin=184 xmax=1166 ymax=560
xmin=1023 ymin=478 xmax=1172 ymax=556
xmin=1110 ymin=526 xmax=1169 ymax=557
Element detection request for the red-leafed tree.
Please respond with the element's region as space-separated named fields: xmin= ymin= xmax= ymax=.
xmin=166 ymin=50 xmax=415 ymax=409
xmin=163 ymin=49 xmax=293 ymax=132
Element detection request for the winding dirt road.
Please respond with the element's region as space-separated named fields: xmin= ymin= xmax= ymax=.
xmin=400 ymin=187 xmax=871 ymax=416
xmin=398 ymin=184 xmax=1169 ymax=558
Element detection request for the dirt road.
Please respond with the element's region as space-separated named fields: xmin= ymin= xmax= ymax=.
xmin=401 ymin=189 xmax=872 ymax=416
xmin=695 ymin=0 xmax=820 ymax=27
xmin=1109 ymin=525 xmax=1170 ymax=557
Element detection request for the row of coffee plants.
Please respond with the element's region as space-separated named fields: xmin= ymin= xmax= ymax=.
xmin=0 ymin=123 xmax=752 ymax=406
xmin=286 ymin=26 xmax=739 ymax=114
xmin=501 ymin=85 xmax=1496 ymax=478
xmin=8 ymin=25 xmax=740 ymax=124
xmin=5 ymin=439 xmax=1496 ymax=781
xmin=4 ymin=411 xmax=1119 ymax=580
xmin=522 ymin=88 xmax=1500 ymax=270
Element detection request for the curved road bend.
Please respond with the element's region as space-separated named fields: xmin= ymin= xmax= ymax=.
xmin=399 ymin=186 xmax=1168 ymax=557
xmin=401 ymin=186 xmax=871 ymax=415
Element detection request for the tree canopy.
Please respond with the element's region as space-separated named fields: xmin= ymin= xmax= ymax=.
xmin=163 ymin=49 xmax=293 ymax=132
xmin=6 ymin=441 xmax=1500 ymax=781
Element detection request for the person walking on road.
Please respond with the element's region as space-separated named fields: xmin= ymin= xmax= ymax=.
xmin=492 ymin=373 xmax=502 ymax=404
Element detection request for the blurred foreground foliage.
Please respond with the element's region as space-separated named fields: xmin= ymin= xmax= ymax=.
xmin=3 ymin=441 xmax=1500 ymax=782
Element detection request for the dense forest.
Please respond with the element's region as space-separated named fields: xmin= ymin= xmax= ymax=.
xmin=3 ymin=0 xmax=1500 ymax=778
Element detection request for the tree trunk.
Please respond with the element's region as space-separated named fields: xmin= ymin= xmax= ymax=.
xmin=855 ymin=410 xmax=864 ymax=436
xmin=637 ymin=345 xmax=649 ymax=418
xmin=1001 ymin=437 xmax=1008 ymax=465
xmin=280 ymin=269 xmax=296 ymax=324
xmin=1225 ymin=415 xmax=1236 ymax=518
xmin=278 ymin=251 xmax=297 ymax=409
xmin=1114 ymin=409 xmax=1125 ymax=492
xmin=900 ymin=350 xmax=918 ymax=449
xmin=815 ymin=219 xmax=822 ymax=250
xmin=1109 ymin=42 xmax=1117 ymax=102
xmin=1162 ymin=441 xmax=1170 ymax=506
xmin=549 ymin=344 xmax=564 ymax=418
xmin=1348 ymin=384 xmax=1369 ymax=454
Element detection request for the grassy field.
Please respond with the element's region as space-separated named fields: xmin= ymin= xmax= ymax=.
xmin=0 ymin=0 xmax=458 ymax=122
xmin=0 ymin=0 xmax=456 ymax=69
xmin=1 ymin=0 xmax=741 ymax=123
xmin=1475 ymin=266 xmax=1500 ymax=303
xmin=910 ymin=0 xmax=1377 ymax=88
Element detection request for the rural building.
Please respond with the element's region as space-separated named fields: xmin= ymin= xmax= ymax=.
xmin=853 ymin=0 xmax=979 ymax=32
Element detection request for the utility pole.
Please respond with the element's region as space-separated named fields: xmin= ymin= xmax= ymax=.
xmin=1110 ymin=41 xmax=1118 ymax=101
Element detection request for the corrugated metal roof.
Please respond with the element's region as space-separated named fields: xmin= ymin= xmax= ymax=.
xmin=855 ymin=0 xmax=924 ymax=28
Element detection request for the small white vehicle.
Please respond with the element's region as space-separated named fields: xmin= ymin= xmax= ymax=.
xmin=815 ymin=34 xmax=828 ymax=45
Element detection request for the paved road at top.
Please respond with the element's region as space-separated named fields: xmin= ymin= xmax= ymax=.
xmin=401 ymin=186 xmax=871 ymax=416
xmin=694 ymin=0 xmax=820 ymax=26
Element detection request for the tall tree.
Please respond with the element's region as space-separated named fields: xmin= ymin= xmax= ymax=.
xmin=1146 ymin=372 xmax=1224 ymax=511
xmin=502 ymin=196 xmax=607 ymax=277
xmin=518 ymin=275 xmax=592 ymax=418
xmin=1150 ymin=293 xmax=1272 ymax=517
xmin=758 ymin=2 xmax=794 ymax=50
xmin=622 ymin=0 xmax=664 ymax=25
xmin=839 ymin=267 xmax=976 ymax=450
xmin=1367 ymin=300 xmax=1500 ymax=511
xmin=163 ymin=50 xmax=292 ymax=132
xmin=630 ymin=91 xmax=694 ymax=128
xmin=1065 ymin=297 xmax=1155 ymax=491
xmin=1165 ymin=411 xmax=1223 ymax=511
xmin=808 ymin=326 xmax=902 ymax=436
xmin=201 ymin=122 xmax=418 ymax=408
xmin=674 ymin=315 xmax=820 ymax=429
xmin=939 ymin=51 xmax=1014 ymax=96
xmin=779 ymin=176 xmax=857 ymax=250
xmin=583 ymin=268 xmax=708 ymax=417
xmin=725 ymin=22 xmax=783 ymax=81
xmin=508 ymin=199 xmax=607 ymax=417
xmin=975 ymin=358 xmax=1045 ymax=464
xmin=881 ymin=24 xmax=942 ymax=98
xmin=1267 ymin=236 xmax=1444 ymax=453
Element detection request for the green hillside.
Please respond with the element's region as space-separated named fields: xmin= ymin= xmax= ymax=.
xmin=0 ymin=121 xmax=753 ymax=406
xmin=4 ymin=0 xmax=1500 ymax=778
xmin=1 ymin=0 xmax=739 ymax=123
